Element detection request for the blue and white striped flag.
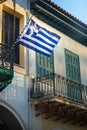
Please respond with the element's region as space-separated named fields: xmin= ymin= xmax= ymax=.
xmin=16 ymin=19 xmax=61 ymax=56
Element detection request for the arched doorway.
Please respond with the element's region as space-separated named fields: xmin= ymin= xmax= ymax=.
xmin=0 ymin=105 xmax=23 ymax=130
xmin=0 ymin=115 xmax=9 ymax=130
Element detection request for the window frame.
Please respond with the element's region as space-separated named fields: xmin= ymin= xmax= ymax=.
xmin=65 ymin=48 xmax=81 ymax=83
xmin=36 ymin=52 xmax=54 ymax=77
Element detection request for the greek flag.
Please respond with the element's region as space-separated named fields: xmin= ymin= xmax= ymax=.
xmin=16 ymin=19 xmax=61 ymax=56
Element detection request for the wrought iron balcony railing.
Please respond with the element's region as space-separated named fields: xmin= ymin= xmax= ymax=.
xmin=0 ymin=43 xmax=14 ymax=92
xmin=31 ymin=73 xmax=87 ymax=105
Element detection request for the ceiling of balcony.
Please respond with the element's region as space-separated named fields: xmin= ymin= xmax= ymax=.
xmin=35 ymin=99 xmax=87 ymax=126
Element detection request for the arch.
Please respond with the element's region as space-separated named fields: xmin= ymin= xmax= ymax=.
xmin=0 ymin=99 xmax=27 ymax=130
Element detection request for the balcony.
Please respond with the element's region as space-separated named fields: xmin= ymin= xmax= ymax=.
xmin=31 ymin=74 xmax=87 ymax=126
xmin=0 ymin=43 xmax=14 ymax=92
xmin=31 ymin=73 xmax=87 ymax=105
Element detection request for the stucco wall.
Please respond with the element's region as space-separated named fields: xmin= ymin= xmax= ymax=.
xmin=54 ymin=33 xmax=87 ymax=86
xmin=0 ymin=1 xmax=32 ymax=129
xmin=0 ymin=72 xmax=29 ymax=130
xmin=29 ymin=16 xmax=87 ymax=86
xmin=42 ymin=117 xmax=87 ymax=130
xmin=0 ymin=1 xmax=87 ymax=130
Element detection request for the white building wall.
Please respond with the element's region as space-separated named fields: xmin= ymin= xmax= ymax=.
xmin=0 ymin=72 xmax=29 ymax=130
xmin=0 ymin=1 xmax=45 ymax=130
xmin=0 ymin=69 xmax=43 ymax=130
xmin=29 ymin=16 xmax=87 ymax=86
xmin=0 ymin=1 xmax=87 ymax=130
xmin=54 ymin=33 xmax=87 ymax=85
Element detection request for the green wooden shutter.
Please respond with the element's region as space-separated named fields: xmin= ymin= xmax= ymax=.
xmin=36 ymin=52 xmax=54 ymax=77
xmin=65 ymin=49 xmax=82 ymax=102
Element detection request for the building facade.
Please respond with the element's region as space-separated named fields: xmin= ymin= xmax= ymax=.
xmin=0 ymin=0 xmax=30 ymax=130
xmin=0 ymin=0 xmax=87 ymax=130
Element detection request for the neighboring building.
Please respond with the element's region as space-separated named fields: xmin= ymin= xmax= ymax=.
xmin=0 ymin=0 xmax=30 ymax=130
xmin=0 ymin=0 xmax=87 ymax=130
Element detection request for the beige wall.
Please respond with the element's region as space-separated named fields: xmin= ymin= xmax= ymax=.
xmin=31 ymin=104 xmax=87 ymax=130
xmin=0 ymin=0 xmax=27 ymax=73
xmin=42 ymin=117 xmax=87 ymax=130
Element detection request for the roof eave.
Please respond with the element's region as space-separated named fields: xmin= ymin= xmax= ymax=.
xmin=31 ymin=0 xmax=87 ymax=46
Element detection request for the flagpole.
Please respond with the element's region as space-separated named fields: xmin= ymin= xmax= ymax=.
xmin=12 ymin=0 xmax=16 ymax=70
xmin=13 ymin=0 xmax=16 ymax=42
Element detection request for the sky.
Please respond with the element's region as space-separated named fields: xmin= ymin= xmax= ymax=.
xmin=51 ymin=0 xmax=87 ymax=24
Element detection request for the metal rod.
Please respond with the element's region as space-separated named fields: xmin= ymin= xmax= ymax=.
xmin=13 ymin=0 xmax=16 ymax=42
xmin=27 ymin=1 xmax=32 ymax=130
xmin=11 ymin=0 xmax=16 ymax=70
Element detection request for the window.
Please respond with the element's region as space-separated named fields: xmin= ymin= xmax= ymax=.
xmin=36 ymin=52 xmax=54 ymax=77
xmin=65 ymin=49 xmax=82 ymax=102
xmin=2 ymin=11 xmax=19 ymax=64
xmin=65 ymin=49 xmax=81 ymax=83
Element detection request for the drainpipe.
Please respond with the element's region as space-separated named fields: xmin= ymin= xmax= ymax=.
xmin=26 ymin=1 xmax=32 ymax=130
